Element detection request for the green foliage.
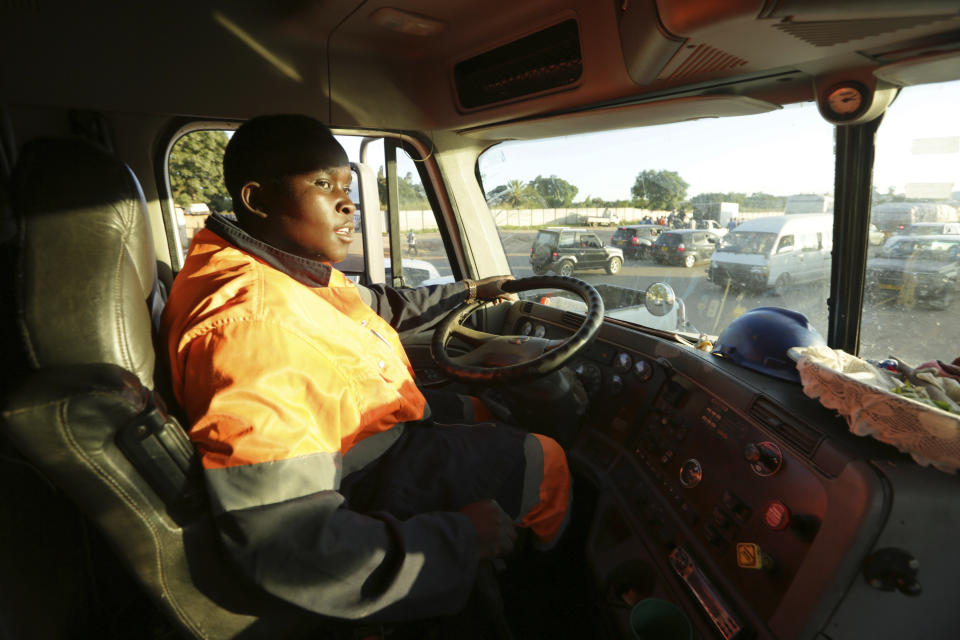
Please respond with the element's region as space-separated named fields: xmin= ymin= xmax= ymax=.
xmin=631 ymin=170 xmax=689 ymax=210
xmin=486 ymin=179 xmax=544 ymax=208
xmin=168 ymin=130 xmax=231 ymax=213
xmin=690 ymin=191 xmax=786 ymax=213
xmin=377 ymin=168 xmax=430 ymax=210
xmin=530 ymin=174 xmax=578 ymax=208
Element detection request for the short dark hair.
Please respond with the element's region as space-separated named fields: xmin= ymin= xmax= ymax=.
xmin=223 ymin=114 xmax=349 ymax=211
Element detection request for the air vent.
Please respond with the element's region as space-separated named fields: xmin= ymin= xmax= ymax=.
xmin=520 ymin=301 xmax=533 ymax=314
xmin=659 ymin=44 xmax=747 ymax=82
xmin=454 ymin=19 xmax=582 ymax=110
xmin=560 ymin=312 xmax=582 ymax=328
xmin=750 ymin=397 xmax=822 ymax=457
xmin=773 ymin=15 xmax=949 ymax=47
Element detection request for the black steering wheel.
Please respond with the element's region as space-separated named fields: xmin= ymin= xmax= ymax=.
xmin=430 ymin=275 xmax=605 ymax=383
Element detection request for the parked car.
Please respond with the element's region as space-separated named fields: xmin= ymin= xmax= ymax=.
xmin=530 ymin=227 xmax=623 ymax=276
xmin=866 ymin=235 xmax=960 ymax=309
xmin=610 ymin=224 xmax=667 ymax=259
xmin=896 ymin=222 xmax=960 ymax=236
xmin=652 ymin=229 xmax=719 ymax=267
xmin=383 ymin=258 xmax=454 ymax=287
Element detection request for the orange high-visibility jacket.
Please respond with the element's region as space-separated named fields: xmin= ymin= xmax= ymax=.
xmin=163 ymin=215 xmax=571 ymax=622
xmin=163 ymin=217 xmax=484 ymax=620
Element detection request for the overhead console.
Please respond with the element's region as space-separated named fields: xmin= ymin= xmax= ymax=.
xmin=506 ymin=300 xmax=959 ymax=639
xmin=453 ymin=18 xmax=583 ymax=111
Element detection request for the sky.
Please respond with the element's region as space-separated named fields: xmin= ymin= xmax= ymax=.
xmin=341 ymin=79 xmax=960 ymax=202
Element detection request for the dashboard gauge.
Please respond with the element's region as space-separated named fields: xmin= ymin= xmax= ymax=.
xmin=633 ymin=359 xmax=653 ymax=382
xmin=613 ymin=352 xmax=633 ymax=373
xmin=533 ymin=324 xmax=547 ymax=338
xmin=519 ymin=321 xmax=533 ymax=336
xmin=679 ymin=458 xmax=703 ymax=488
xmin=574 ymin=362 xmax=602 ymax=396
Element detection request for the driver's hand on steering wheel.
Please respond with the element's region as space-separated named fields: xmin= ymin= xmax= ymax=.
xmin=460 ymin=499 xmax=517 ymax=559
xmin=470 ymin=275 xmax=519 ymax=304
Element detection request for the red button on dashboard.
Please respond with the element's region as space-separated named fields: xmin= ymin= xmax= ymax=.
xmin=763 ymin=500 xmax=791 ymax=530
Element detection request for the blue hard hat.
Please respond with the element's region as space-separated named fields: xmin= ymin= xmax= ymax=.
xmin=712 ymin=307 xmax=826 ymax=382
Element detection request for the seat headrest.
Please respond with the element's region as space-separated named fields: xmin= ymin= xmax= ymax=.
xmin=13 ymin=137 xmax=161 ymax=388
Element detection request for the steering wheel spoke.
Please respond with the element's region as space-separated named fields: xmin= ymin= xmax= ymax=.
xmin=431 ymin=276 xmax=605 ymax=383
xmin=448 ymin=323 xmax=500 ymax=348
xmin=448 ymin=336 xmax=559 ymax=367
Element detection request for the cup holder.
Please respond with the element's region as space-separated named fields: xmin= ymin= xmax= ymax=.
xmin=629 ymin=597 xmax=693 ymax=640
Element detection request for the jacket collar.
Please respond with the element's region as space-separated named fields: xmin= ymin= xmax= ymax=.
xmin=206 ymin=213 xmax=332 ymax=287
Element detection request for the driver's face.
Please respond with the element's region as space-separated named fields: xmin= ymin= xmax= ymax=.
xmin=256 ymin=165 xmax=356 ymax=263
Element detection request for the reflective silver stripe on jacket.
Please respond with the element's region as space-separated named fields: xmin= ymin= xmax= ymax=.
xmin=206 ymin=426 xmax=405 ymax=514
xmin=517 ymin=433 xmax=544 ymax=522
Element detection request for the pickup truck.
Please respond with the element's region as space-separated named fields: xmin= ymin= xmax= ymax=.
xmin=580 ymin=209 xmax=621 ymax=226
xmin=690 ymin=218 xmax=729 ymax=237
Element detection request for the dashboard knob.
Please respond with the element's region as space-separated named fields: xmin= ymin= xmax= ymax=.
xmin=633 ymin=359 xmax=653 ymax=382
xmin=609 ymin=374 xmax=624 ymax=395
xmin=743 ymin=441 xmax=782 ymax=476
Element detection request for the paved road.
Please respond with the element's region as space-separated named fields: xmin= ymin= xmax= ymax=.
xmin=402 ymin=230 xmax=954 ymax=365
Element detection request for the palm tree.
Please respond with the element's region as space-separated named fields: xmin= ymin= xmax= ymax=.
xmin=487 ymin=179 xmax=544 ymax=208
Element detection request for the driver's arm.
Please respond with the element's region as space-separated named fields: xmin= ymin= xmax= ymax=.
xmin=357 ymin=276 xmax=514 ymax=337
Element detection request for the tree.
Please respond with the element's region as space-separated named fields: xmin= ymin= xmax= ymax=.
xmin=168 ymin=130 xmax=232 ymax=213
xmin=486 ymin=180 xmax=543 ymax=208
xmin=377 ymin=169 xmax=430 ymax=210
xmin=631 ymin=170 xmax=689 ymax=210
xmin=530 ymin=174 xmax=578 ymax=208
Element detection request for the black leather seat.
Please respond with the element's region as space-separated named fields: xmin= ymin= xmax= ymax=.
xmin=0 ymin=138 xmax=331 ymax=638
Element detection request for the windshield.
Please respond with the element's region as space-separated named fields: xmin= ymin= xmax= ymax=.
xmin=478 ymin=101 xmax=835 ymax=336
xmin=478 ymin=80 xmax=960 ymax=362
xmin=718 ymin=231 xmax=777 ymax=255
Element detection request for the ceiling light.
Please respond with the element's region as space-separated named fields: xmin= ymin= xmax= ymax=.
xmin=370 ymin=7 xmax=445 ymax=37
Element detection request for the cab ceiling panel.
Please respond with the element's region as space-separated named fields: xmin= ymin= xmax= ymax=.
xmin=0 ymin=0 xmax=361 ymax=120
xmin=327 ymin=0 xmax=637 ymax=132
xmin=621 ymin=0 xmax=960 ymax=91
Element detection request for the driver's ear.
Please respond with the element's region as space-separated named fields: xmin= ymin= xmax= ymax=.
xmin=241 ymin=181 xmax=269 ymax=219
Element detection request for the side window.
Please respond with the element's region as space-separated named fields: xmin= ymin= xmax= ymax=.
xmin=559 ymin=232 xmax=576 ymax=247
xmin=777 ymin=235 xmax=795 ymax=252
xmin=799 ymin=233 xmax=820 ymax=251
xmin=583 ymin=234 xmax=601 ymax=247
xmin=395 ymin=146 xmax=452 ymax=285
xmin=167 ymin=129 xmax=231 ymax=257
xmin=166 ymin=128 xmax=455 ymax=288
xmin=367 ymin=139 xmax=455 ymax=287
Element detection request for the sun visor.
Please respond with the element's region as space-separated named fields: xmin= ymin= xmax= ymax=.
xmin=460 ymin=95 xmax=780 ymax=141
xmin=874 ymin=49 xmax=960 ymax=87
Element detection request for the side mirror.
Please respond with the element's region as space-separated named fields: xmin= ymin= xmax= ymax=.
xmin=644 ymin=282 xmax=676 ymax=317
